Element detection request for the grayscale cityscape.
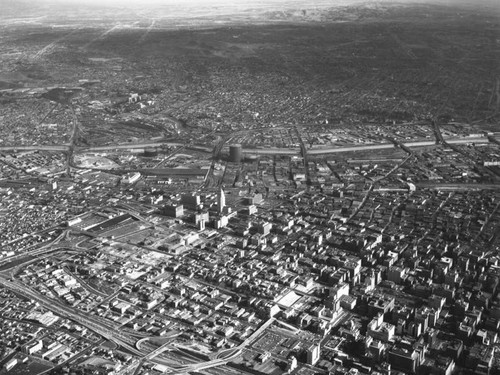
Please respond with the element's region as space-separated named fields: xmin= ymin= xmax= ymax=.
xmin=0 ymin=0 xmax=499 ymax=374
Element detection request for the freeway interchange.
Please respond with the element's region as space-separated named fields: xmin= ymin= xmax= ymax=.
xmin=0 ymin=242 xmax=283 ymax=375
xmin=0 ymin=243 xmax=275 ymax=374
xmin=0 ymin=271 xmax=250 ymax=373
xmin=1 ymin=121 xmax=498 ymax=373
xmin=0 ymin=274 xmax=144 ymax=356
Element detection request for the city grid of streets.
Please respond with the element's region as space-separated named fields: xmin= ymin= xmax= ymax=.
xmin=1 ymin=1 xmax=500 ymax=375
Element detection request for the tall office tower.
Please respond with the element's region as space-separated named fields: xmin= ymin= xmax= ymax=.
xmin=217 ymin=187 xmax=226 ymax=214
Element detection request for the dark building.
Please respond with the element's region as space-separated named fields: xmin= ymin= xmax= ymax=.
xmin=161 ymin=204 xmax=184 ymax=218
xmin=229 ymin=144 xmax=242 ymax=163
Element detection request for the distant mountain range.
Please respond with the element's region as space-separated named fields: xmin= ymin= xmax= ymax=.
xmin=0 ymin=0 xmax=497 ymax=23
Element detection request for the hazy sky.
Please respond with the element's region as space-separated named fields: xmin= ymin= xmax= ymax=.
xmin=20 ymin=0 xmax=500 ymax=6
xmin=1 ymin=0 xmax=498 ymax=20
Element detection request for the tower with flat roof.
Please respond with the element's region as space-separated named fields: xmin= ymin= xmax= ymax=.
xmin=229 ymin=144 xmax=242 ymax=163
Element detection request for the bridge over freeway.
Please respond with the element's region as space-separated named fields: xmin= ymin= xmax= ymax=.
xmin=170 ymin=318 xmax=276 ymax=374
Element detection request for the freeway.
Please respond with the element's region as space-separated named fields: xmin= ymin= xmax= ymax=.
xmin=136 ymin=332 xmax=181 ymax=352
xmin=0 ymin=247 xmax=78 ymax=277
xmin=237 ymin=142 xmax=417 ymax=156
xmin=444 ymin=137 xmax=489 ymax=145
xmin=2 ymin=134 xmax=490 ymax=158
xmin=0 ymin=142 xmax=181 ymax=153
xmin=145 ymin=341 xmax=177 ymax=360
xmin=0 ymin=230 xmax=73 ymax=271
xmin=84 ymin=142 xmax=183 ymax=151
xmin=296 ymin=138 xmax=488 ymax=155
xmin=169 ymin=349 xmax=242 ymax=374
xmin=0 ymin=145 xmax=70 ymax=152
xmin=126 ymin=338 xmax=178 ymax=374
xmin=152 ymin=129 xmax=217 ymax=170
xmin=152 ymin=318 xmax=275 ymax=374
xmin=232 ymin=147 xmax=299 ymax=156
xmin=224 ymin=317 xmax=275 ymax=356
xmin=0 ymin=275 xmax=144 ymax=356
xmin=415 ymin=182 xmax=500 ymax=190
xmin=309 ymin=143 xmax=396 ymax=154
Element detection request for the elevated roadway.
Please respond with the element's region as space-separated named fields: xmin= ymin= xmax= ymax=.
xmin=151 ymin=318 xmax=275 ymax=374
xmin=136 ymin=332 xmax=181 ymax=352
xmin=0 ymin=275 xmax=143 ymax=356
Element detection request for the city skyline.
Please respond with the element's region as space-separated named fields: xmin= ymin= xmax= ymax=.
xmin=0 ymin=0 xmax=499 ymax=374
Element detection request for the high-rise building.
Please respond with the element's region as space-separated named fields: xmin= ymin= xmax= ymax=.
xmin=306 ymin=343 xmax=320 ymax=365
xmin=217 ymin=187 xmax=226 ymax=214
xmin=229 ymin=144 xmax=242 ymax=163
xmin=181 ymin=193 xmax=201 ymax=210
